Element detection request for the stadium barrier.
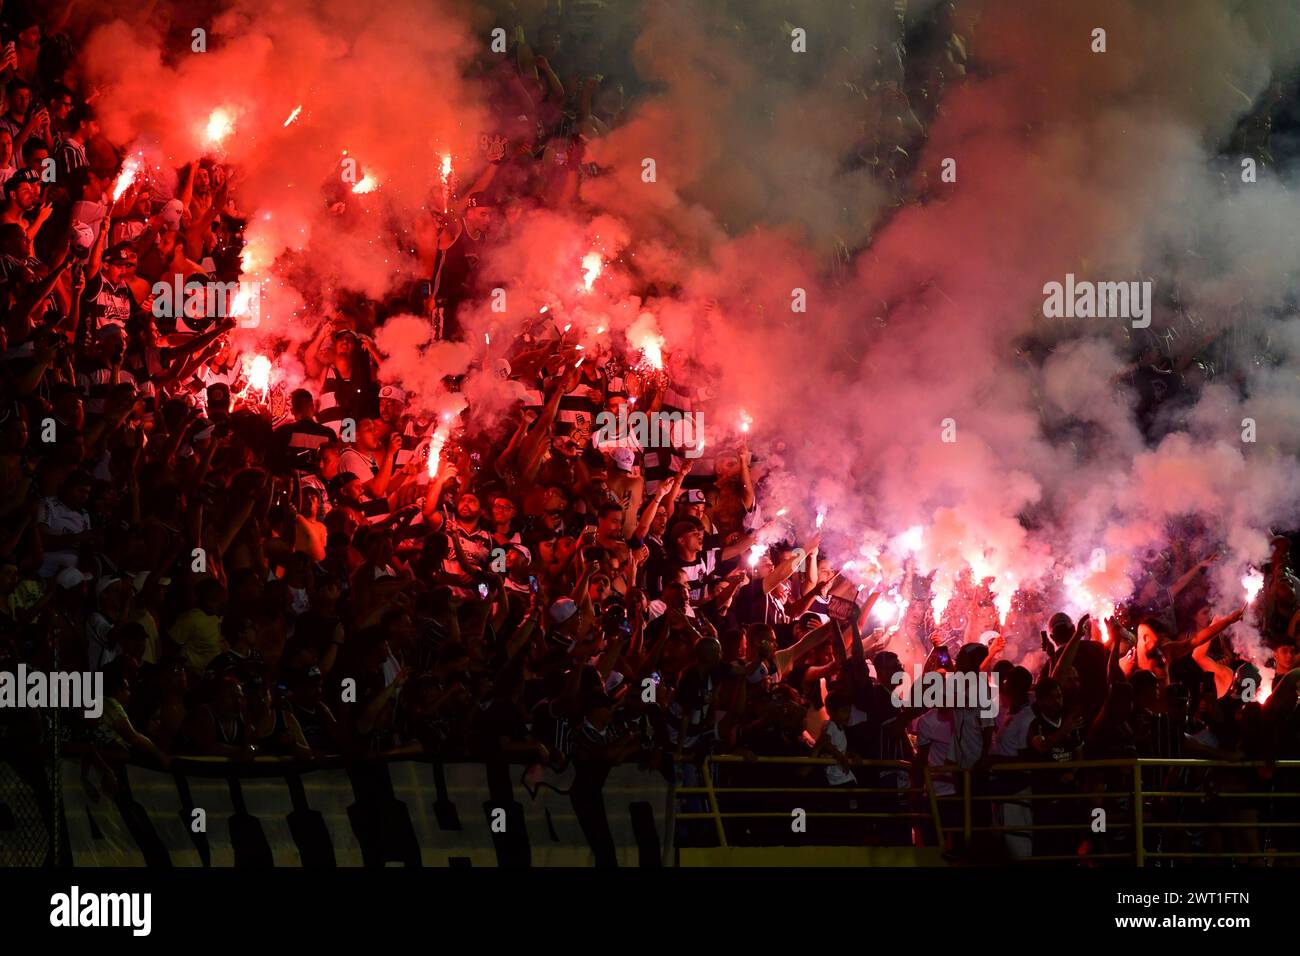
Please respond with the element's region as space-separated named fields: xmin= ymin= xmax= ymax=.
xmin=28 ymin=753 xmax=675 ymax=867
xmin=678 ymin=755 xmax=1300 ymax=865
xmin=7 ymin=751 xmax=1299 ymax=866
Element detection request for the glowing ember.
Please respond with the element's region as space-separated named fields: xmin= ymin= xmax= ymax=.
xmin=352 ymin=172 xmax=380 ymax=194
xmin=283 ymin=105 xmax=303 ymax=127
xmin=426 ymin=423 xmax=451 ymax=479
xmin=112 ymin=154 xmax=142 ymax=202
xmin=205 ymin=108 xmax=235 ymax=147
xmin=581 ymin=252 xmax=603 ymax=292
xmin=1243 ymin=569 xmax=1265 ymax=603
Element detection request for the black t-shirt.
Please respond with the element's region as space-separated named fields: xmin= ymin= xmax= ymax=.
xmin=272 ymin=417 xmax=335 ymax=474
xmin=646 ymin=534 xmax=725 ymax=601
xmin=669 ymin=662 xmax=734 ymax=749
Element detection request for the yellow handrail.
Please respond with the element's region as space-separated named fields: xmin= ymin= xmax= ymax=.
xmin=670 ymin=755 xmax=1300 ymax=864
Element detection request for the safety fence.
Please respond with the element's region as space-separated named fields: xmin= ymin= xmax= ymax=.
xmin=678 ymin=755 xmax=1300 ymax=865
xmin=5 ymin=751 xmax=1299 ymax=866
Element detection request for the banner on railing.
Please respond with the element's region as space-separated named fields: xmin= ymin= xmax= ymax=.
xmin=55 ymin=758 xmax=674 ymax=867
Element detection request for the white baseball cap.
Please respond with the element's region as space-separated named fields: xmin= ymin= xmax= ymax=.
xmin=609 ymin=447 xmax=636 ymax=472
xmin=549 ymin=597 xmax=578 ymax=624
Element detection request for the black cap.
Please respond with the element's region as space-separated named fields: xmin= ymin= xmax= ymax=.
xmin=3 ymin=168 xmax=39 ymax=197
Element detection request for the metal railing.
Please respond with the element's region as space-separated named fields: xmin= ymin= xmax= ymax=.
xmin=675 ymin=755 xmax=1300 ymax=864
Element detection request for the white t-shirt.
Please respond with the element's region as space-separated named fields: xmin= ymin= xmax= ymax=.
xmin=37 ymin=497 xmax=90 ymax=578
xmin=915 ymin=708 xmax=956 ymax=796
xmin=993 ymin=704 xmax=1036 ymax=758
xmin=337 ymin=448 xmax=378 ymax=483
xmin=823 ymin=720 xmax=857 ymax=785
xmin=951 ymin=705 xmax=996 ymax=769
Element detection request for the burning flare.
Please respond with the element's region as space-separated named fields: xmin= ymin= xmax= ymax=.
xmin=283 ymin=105 xmax=303 ymax=127
xmin=205 ymin=108 xmax=235 ymax=147
xmin=426 ymin=423 xmax=451 ymax=479
xmin=241 ymin=354 xmax=272 ymax=404
xmin=440 ymin=153 xmax=453 ymax=211
xmin=581 ymin=252 xmax=603 ymax=292
xmin=1243 ymin=569 xmax=1265 ymax=604
xmin=111 ymin=153 xmax=142 ymax=202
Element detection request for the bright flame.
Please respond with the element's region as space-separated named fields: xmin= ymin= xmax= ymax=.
xmin=931 ymin=579 xmax=952 ymax=625
xmin=205 ymin=108 xmax=235 ymax=147
xmin=815 ymin=508 xmax=827 ymax=530
xmin=352 ymin=173 xmax=380 ymax=194
xmin=581 ymin=252 xmax=603 ymax=292
xmin=873 ymin=598 xmax=898 ymax=624
xmin=747 ymin=544 xmax=765 ymax=569
xmin=440 ymin=153 xmax=453 ymax=211
xmin=229 ymin=284 xmax=254 ymax=319
xmin=637 ymin=333 xmax=664 ymax=370
xmin=738 ymin=409 xmax=752 ymax=433
xmin=896 ymin=525 xmax=924 ymax=555
xmin=239 ymin=353 xmax=272 ymax=404
xmin=426 ymin=423 xmax=451 ymax=479
xmin=111 ymin=154 xmax=142 ymax=202
xmin=1243 ymin=569 xmax=1265 ymax=604
xmin=283 ymin=105 xmax=303 ymax=127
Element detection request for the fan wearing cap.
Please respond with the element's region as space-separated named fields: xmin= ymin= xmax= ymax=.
xmin=0 ymin=166 xmax=40 ymax=232
xmin=82 ymin=240 xmax=142 ymax=335
xmin=645 ymin=514 xmax=753 ymax=606
xmin=306 ymin=321 xmax=381 ymax=434
xmin=377 ymin=384 xmax=422 ymax=470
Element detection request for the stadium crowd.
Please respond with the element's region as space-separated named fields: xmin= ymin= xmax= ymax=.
xmin=0 ymin=1 xmax=1297 ymax=861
